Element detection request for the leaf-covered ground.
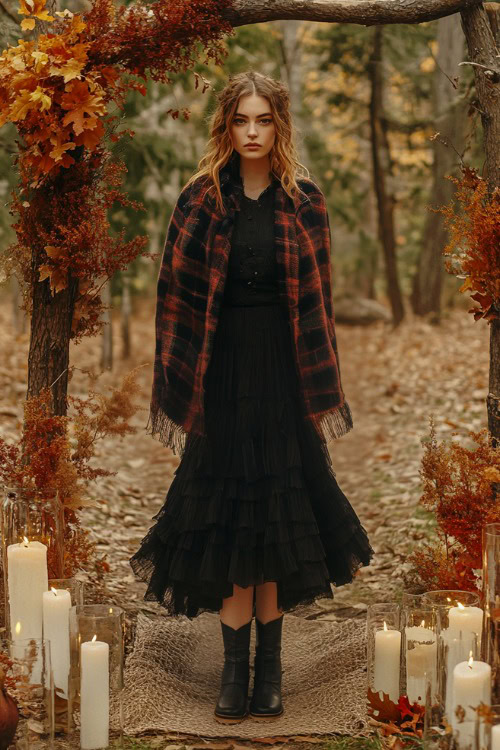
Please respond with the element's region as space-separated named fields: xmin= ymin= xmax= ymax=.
xmin=0 ymin=295 xmax=489 ymax=748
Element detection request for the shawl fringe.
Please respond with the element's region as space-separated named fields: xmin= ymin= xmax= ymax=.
xmin=146 ymin=403 xmax=188 ymax=458
xmin=314 ymin=399 xmax=354 ymax=443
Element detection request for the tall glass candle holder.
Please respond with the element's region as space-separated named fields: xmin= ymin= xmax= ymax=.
xmin=367 ymin=603 xmax=401 ymax=705
xmin=482 ymin=523 xmax=500 ymax=703
xmin=437 ymin=607 xmax=481 ymax=729
xmin=1 ymin=487 xmax=64 ymax=638
xmin=0 ymin=636 xmax=54 ymax=749
xmin=67 ymin=605 xmax=124 ymax=748
xmin=48 ymin=578 xmax=85 ymax=606
xmin=401 ymin=606 xmax=437 ymax=706
xmin=479 ymin=703 xmax=500 ymax=750
xmin=44 ymin=579 xmax=84 ymax=734
xmin=401 ymin=592 xmax=425 ymax=608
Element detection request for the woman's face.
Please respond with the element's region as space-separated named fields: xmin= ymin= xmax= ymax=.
xmin=229 ymin=93 xmax=276 ymax=162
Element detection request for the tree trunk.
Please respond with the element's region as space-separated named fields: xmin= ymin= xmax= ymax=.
xmin=460 ymin=4 xmax=500 ymax=444
xmin=369 ymin=26 xmax=405 ymax=325
xmin=121 ymin=275 xmax=131 ymax=360
xmin=27 ymin=270 xmax=78 ymax=416
xmin=411 ymin=15 xmax=467 ymax=322
xmin=100 ymin=279 xmax=113 ymax=371
xmin=278 ymin=20 xmax=311 ymax=164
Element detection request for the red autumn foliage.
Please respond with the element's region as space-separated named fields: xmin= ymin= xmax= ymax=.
xmin=367 ymin=688 xmax=426 ymax=738
xmin=0 ymin=369 xmax=142 ymax=577
xmin=406 ymin=416 xmax=500 ymax=592
xmin=430 ymin=165 xmax=500 ymax=323
xmin=0 ymin=0 xmax=232 ymax=338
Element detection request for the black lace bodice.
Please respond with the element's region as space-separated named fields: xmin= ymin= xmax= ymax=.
xmin=222 ymin=182 xmax=280 ymax=307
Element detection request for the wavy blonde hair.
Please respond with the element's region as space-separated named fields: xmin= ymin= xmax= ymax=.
xmin=185 ymin=70 xmax=310 ymax=214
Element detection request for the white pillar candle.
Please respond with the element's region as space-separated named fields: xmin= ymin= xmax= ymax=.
xmin=452 ymin=656 xmax=491 ymax=749
xmin=7 ymin=538 xmax=48 ymax=641
xmin=80 ymin=635 xmax=109 ymax=750
xmin=373 ymin=622 xmax=401 ymax=701
xmin=449 ymin=604 xmax=483 ymax=644
xmin=491 ymin=724 xmax=500 ymax=750
xmin=42 ymin=588 xmax=71 ymax=699
xmin=405 ymin=624 xmax=437 ymax=704
xmin=442 ymin=627 xmax=476 ymax=721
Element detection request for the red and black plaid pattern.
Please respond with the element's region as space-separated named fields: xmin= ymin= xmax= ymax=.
xmin=149 ymin=157 xmax=353 ymax=456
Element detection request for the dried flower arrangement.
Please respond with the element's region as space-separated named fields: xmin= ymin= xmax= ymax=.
xmin=0 ymin=368 xmax=142 ymax=579
xmin=406 ymin=416 xmax=500 ymax=592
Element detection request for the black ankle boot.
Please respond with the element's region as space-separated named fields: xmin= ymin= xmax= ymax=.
xmin=214 ymin=619 xmax=251 ymax=723
xmin=249 ymin=614 xmax=284 ymax=719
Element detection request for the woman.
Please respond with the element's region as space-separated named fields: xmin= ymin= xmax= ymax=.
xmin=130 ymin=71 xmax=373 ymax=724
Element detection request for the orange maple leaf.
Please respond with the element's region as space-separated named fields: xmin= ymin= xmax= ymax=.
xmin=39 ymin=264 xmax=67 ymax=294
xmin=10 ymin=88 xmax=36 ymax=122
xmin=18 ymin=0 xmax=54 ymax=22
xmin=60 ymin=80 xmax=106 ymax=135
xmin=74 ymin=118 xmax=104 ymax=150
xmin=49 ymin=137 xmax=76 ymax=161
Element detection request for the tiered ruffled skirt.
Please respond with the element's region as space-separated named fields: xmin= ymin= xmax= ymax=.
xmin=130 ymin=302 xmax=373 ymax=618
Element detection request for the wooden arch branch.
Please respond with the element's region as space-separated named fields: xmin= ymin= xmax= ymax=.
xmin=223 ymin=0 xmax=484 ymax=27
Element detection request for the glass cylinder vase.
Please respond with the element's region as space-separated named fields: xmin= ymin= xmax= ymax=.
xmin=1 ymin=487 xmax=64 ymax=639
xmin=67 ymin=605 xmax=124 ymax=748
xmin=482 ymin=523 xmax=500 ymax=703
xmin=401 ymin=606 xmax=437 ymax=706
xmin=366 ymin=603 xmax=401 ymax=706
xmin=45 ymin=578 xmax=85 ymax=734
xmin=48 ymin=578 xmax=85 ymax=607
xmin=437 ymin=607 xmax=481 ymax=729
xmin=0 ymin=636 xmax=54 ymax=749
xmin=480 ymin=703 xmax=500 ymax=750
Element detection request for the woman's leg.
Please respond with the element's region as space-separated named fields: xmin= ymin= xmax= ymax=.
xmin=250 ymin=581 xmax=284 ymax=718
xmin=220 ymin=583 xmax=255 ymax=627
xmin=215 ymin=584 xmax=255 ymax=721
xmin=255 ymin=582 xmax=283 ymax=623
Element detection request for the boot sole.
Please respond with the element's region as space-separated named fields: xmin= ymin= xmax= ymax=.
xmin=214 ymin=711 xmax=248 ymax=724
xmin=249 ymin=710 xmax=284 ymax=720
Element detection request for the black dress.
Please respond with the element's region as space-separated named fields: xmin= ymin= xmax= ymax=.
xmin=130 ymin=181 xmax=373 ymax=618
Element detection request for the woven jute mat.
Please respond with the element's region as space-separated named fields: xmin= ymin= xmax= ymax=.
xmin=121 ymin=611 xmax=370 ymax=739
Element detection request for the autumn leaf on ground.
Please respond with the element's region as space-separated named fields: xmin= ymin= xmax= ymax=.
xmin=367 ymin=688 xmax=401 ymax=721
xmin=60 ymin=80 xmax=106 ymax=135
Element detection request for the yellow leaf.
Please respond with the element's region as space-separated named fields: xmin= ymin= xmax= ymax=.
xmin=29 ymin=86 xmax=51 ymax=111
xmin=10 ymin=89 xmax=35 ymax=122
xmin=21 ymin=17 xmax=35 ymax=30
xmin=459 ymin=277 xmax=473 ymax=293
xmin=55 ymin=8 xmax=73 ymax=16
xmin=49 ymin=56 xmax=85 ymax=83
xmin=49 ymin=140 xmax=76 ymax=162
xmin=34 ymin=10 xmax=54 ymax=21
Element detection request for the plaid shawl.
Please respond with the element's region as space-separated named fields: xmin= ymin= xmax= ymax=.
xmin=149 ymin=152 xmax=353 ymax=456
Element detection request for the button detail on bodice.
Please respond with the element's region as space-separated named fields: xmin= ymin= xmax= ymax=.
xmin=223 ymin=182 xmax=279 ymax=305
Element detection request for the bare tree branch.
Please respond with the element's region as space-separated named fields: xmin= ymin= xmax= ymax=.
xmin=223 ymin=0 xmax=483 ymax=28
